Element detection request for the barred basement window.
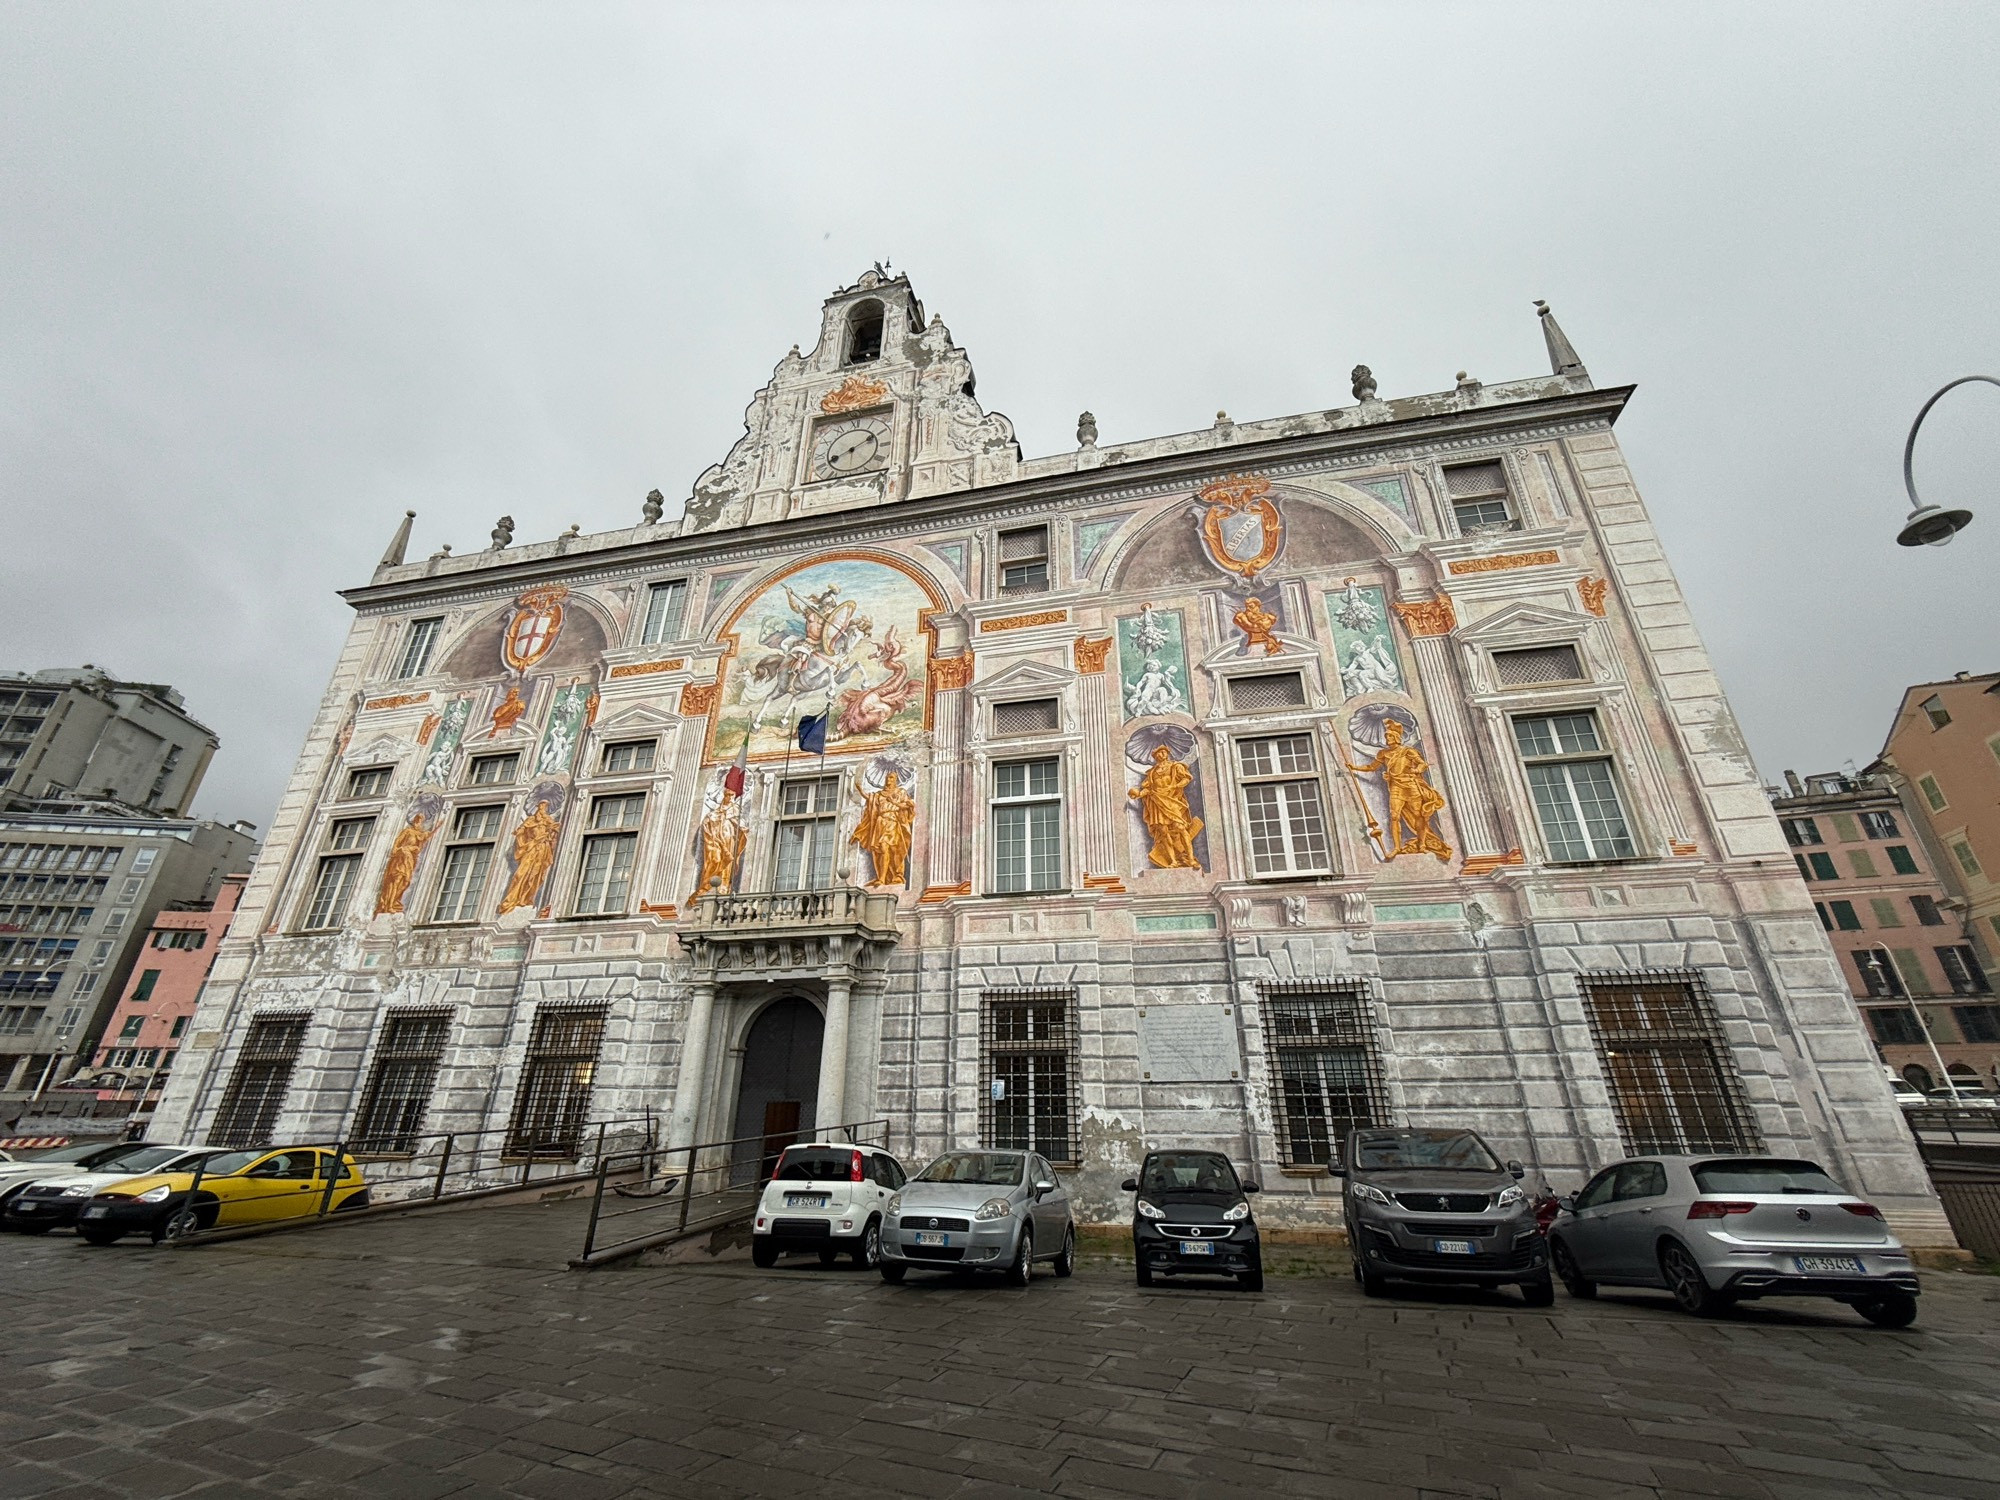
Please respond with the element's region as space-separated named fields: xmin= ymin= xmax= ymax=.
xmin=395 ymin=617 xmax=443 ymax=679
xmin=1228 ymin=672 xmax=1306 ymax=713
xmin=505 ymin=1006 xmax=607 ymax=1158
xmin=1258 ymin=982 xmax=1384 ymax=1168
xmin=979 ymin=990 xmax=1078 ymax=1165
xmin=211 ymin=1014 xmax=309 ymax=1149
xmin=1444 ymin=460 xmax=1515 ymax=533
xmin=351 ymin=1011 xmax=452 ymax=1153
xmin=1492 ymin=645 xmax=1583 ymax=686
xmin=640 ymin=579 xmax=688 ymax=644
xmin=992 ymin=698 xmax=1059 ymax=737
xmin=1577 ymin=972 xmax=1760 ymax=1155
xmin=998 ymin=525 xmax=1050 ymax=593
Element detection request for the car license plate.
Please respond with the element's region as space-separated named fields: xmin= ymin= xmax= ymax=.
xmin=784 ymin=1194 xmax=828 ymax=1208
xmin=1794 ymin=1255 xmax=1864 ymax=1274
xmin=82 ymin=1206 xmax=108 ymax=1219
xmin=1432 ymin=1239 xmax=1476 ymax=1255
xmin=1177 ymin=1241 xmax=1216 ymax=1256
xmin=914 ymin=1232 xmax=949 ymax=1246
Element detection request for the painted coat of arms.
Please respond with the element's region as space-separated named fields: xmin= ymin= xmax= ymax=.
xmin=1194 ymin=475 xmax=1283 ymax=581
xmin=503 ymin=585 xmax=568 ymax=673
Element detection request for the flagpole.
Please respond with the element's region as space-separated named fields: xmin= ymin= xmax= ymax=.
xmin=817 ymin=692 xmax=831 ymax=891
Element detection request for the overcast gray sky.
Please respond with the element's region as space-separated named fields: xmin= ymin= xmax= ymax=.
xmin=3 ymin=3 xmax=1995 ymax=830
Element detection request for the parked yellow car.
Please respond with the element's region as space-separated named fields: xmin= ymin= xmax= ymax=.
xmin=77 ymin=1146 xmax=369 ymax=1245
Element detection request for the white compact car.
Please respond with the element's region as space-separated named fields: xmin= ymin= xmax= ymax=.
xmin=752 ymin=1142 xmax=906 ymax=1269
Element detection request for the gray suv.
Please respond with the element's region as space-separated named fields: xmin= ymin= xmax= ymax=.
xmin=1339 ymin=1127 xmax=1553 ymax=1305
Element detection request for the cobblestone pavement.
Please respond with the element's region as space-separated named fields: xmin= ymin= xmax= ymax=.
xmin=4 ymin=1201 xmax=2000 ymax=1500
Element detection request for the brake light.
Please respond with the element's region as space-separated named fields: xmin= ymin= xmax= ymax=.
xmin=1687 ymin=1200 xmax=1756 ymax=1219
xmin=850 ymin=1150 xmax=865 ymax=1183
xmin=1840 ymin=1201 xmax=1883 ymax=1219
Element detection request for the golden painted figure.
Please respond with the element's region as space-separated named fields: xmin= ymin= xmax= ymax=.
xmin=1234 ymin=596 xmax=1281 ymax=656
xmin=1351 ymin=720 xmax=1452 ymax=861
xmin=851 ymin=772 xmax=916 ymax=888
xmin=691 ymin=789 xmax=749 ymax=901
xmin=489 ymin=683 xmax=527 ymax=737
xmin=498 ymin=800 xmax=562 ymax=914
xmin=1129 ymin=746 xmax=1204 ymax=870
xmin=374 ymin=813 xmax=437 ymax=915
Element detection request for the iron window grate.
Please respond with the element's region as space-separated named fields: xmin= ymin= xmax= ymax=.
xmin=1228 ymin=673 xmax=1307 ymax=712
xmin=992 ymin=698 xmax=1060 ymax=736
xmin=351 ymin=1010 xmax=453 ymax=1153
xmin=1493 ymin=645 xmax=1583 ymax=686
xmin=1256 ymin=981 xmax=1386 ymax=1168
xmin=505 ymin=1005 xmax=608 ymax=1159
xmin=211 ymin=1014 xmax=309 ymax=1148
xmin=979 ymin=989 xmax=1079 ymax=1167
xmin=1578 ymin=969 xmax=1761 ymax=1156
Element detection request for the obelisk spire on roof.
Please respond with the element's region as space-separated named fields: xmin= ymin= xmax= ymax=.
xmin=379 ymin=509 xmax=416 ymax=568
xmin=1534 ymin=300 xmax=1589 ymax=384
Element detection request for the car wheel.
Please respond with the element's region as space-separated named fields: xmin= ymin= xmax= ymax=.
xmin=155 ymin=1207 xmax=202 ymax=1244
xmin=1006 ymin=1225 xmax=1034 ymax=1287
xmin=1354 ymin=1256 xmax=1386 ymax=1298
xmin=1238 ymin=1251 xmax=1264 ymax=1293
xmin=1053 ymin=1224 xmax=1075 ymax=1278
xmin=1520 ymin=1274 xmax=1556 ymax=1308
xmin=1659 ymin=1240 xmax=1729 ymax=1317
xmin=818 ymin=1246 xmax=840 ymax=1268
xmin=852 ymin=1219 xmax=881 ymax=1268
xmin=1551 ymin=1239 xmax=1596 ymax=1299
xmin=78 ymin=1226 xmax=125 ymax=1247
xmin=752 ymin=1240 xmax=778 ymax=1268
xmin=879 ymin=1261 xmax=907 ymax=1284
xmin=1854 ymin=1293 xmax=1918 ymax=1329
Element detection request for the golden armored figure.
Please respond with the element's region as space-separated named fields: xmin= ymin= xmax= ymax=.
xmin=374 ymin=813 xmax=437 ymax=915
xmin=1352 ymin=720 xmax=1452 ymax=861
xmin=1234 ymin=596 xmax=1281 ymax=656
xmin=851 ymin=772 xmax=916 ymax=888
xmin=489 ymin=683 xmax=527 ymax=737
xmin=690 ymin=789 xmax=749 ymax=901
xmin=1129 ymin=746 xmax=1204 ymax=870
xmin=498 ymin=800 xmax=562 ymax=914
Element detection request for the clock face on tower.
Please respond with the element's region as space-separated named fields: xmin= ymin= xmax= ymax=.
xmin=809 ymin=410 xmax=893 ymax=481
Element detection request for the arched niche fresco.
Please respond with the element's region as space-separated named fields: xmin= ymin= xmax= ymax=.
xmin=439 ymin=594 xmax=612 ymax=682
xmin=1109 ymin=483 xmax=1386 ymax=593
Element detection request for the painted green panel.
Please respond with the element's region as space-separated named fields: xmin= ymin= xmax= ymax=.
xmin=1117 ymin=606 xmax=1191 ymax=721
xmin=1373 ymin=902 xmax=1465 ymax=923
xmin=1325 ymin=582 xmax=1406 ymax=700
xmin=1135 ymin=912 xmax=1219 ymax=933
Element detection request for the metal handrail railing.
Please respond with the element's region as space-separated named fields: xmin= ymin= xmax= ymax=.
xmin=572 ymin=1117 xmax=889 ymax=1268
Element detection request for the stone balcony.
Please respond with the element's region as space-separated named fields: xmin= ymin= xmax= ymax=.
xmin=676 ymin=887 xmax=901 ymax=981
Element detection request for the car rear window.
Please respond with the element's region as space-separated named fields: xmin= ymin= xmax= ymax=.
xmin=772 ymin=1149 xmax=854 ymax=1182
xmin=1691 ymin=1159 xmax=1843 ymax=1195
xmin=1353 ymin=1131 xmax=1500 ymax=1172
xmin=1141 ymin=1153 xmax=1240 ymax=1196
xmin=106 ymin=1147 xmax=186 ymax=1173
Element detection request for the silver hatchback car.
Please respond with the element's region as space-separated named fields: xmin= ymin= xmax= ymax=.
xmin=1548 ymin=1155 xmax=1920 ymax=1327
xmin=879 ymin=1149 xmax=1076 ymax=1285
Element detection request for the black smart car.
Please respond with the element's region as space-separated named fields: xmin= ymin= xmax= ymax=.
xmin=1121 ymin=1150 xmax=1263 ymax=1291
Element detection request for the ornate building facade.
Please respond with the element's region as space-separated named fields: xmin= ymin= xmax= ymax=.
xmin=151 ymin=271 xmax=1944 ymax=1237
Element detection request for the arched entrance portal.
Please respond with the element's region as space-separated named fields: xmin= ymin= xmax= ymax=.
xmin=732 ymin=997 xmax=824 ymax=1183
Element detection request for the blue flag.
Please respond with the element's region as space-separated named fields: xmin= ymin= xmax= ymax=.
xmin=796 ymin=713 xmax=828 ymax=755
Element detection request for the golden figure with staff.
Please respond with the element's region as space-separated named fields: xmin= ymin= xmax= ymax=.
xmin=852 ymin=772 xmax=916 ymax=888
xmin=1129 ymin=746 xmax=1204 ymax=870
xmin=1335 ymin=718 xmax=1453 ymax=863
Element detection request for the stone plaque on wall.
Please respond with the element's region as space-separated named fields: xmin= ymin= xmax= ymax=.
xmin=1137 ymin=1004 xmax=1242 ymax=1083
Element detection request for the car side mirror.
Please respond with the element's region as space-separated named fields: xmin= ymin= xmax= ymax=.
xmin=1035 ymin=1181 xmax=1055 ymax=1198
xmin=1507 ymin=1160 xmax=1525 ymax=1180
xmin=1120 ymin=1177 xmax=1137 ymax=1192
xmin=1240 ymin=1181 xmax=1260 ymax=1194
xmin=1327 ymin=1163 xmax=1347 ymax=1178
xmin=1556 ymin=1195 xmax=1575 ymax=1214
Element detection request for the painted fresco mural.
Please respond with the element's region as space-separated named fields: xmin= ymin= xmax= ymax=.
xmin=534 ymin=681 xmax=596 ymax=777
xmin=1118 ymin=605 xmax=1191 ymax=720
xmin=418 ymin=696 xmax=473 ymax=785
xmin=1335 ymin=704 xmax=1453 ymax=864
xmin=714 ymin=556 xmax=938 ymax=761
xmin=1123 ymin=724 xmax=1209 ymax=873
xmin=1326 ymin=580 xmax=1406 ymax=699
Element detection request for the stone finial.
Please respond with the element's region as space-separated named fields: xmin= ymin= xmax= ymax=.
xmin=1455 ymin=371 xmax=1483 ymax=400
xmin=1076 ymin=411 xmax=1098 ymax=448
xmin=564 ymin=523 xmax=581 ymax=537
xmin=1534 ymin=299 xmax=1588 ymax=379
xmin=642 ymin=489 xmax=664 ymax=525
xmin=428 ymin=543 xmax=452 ymax=561
xmin=489 ymin=516 xmax=514 ymax=551
xmin=1350 ymin=365 xmax=1377 ymax=402
xmin=379 ymin=509 xmax=416 ymax=568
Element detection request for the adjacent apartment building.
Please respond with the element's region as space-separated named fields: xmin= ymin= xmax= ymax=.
xmin=0 ymin=667 xmax=218 ymax=816
xmin=1771 ymin=769 xmax=1996 ymax=1094
xmin=151 ymin=271 xmax=1947 ymax=1239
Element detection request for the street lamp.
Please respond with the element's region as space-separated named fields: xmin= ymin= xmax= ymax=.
xmin=1896 ymin=375 xmax=1993 ymax=547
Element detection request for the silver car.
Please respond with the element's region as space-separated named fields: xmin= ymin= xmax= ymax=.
xmin=1549 ymin=1155 xmax=1920 ymax=1327
xmin=879 ymin=1149 xmax=1076 ymax=1286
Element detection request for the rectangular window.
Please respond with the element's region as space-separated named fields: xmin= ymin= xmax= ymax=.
xmin=395 ymin=618 xmax=443 ymax=679
xmin=1938 ymin=946 xmax=1992 ymax=996
xmin=1578 ymin=973 xmax=1760 ymax=1155
xmin=601 ymin=740 xmax=656 ymax=774
xmin=1868 ymin=1008 xmax=1926 ymax=1046
xmin=328 ymin=816 xmax=375 ymax=852
xmin=1918 ymin=774 xmax=1947 ymax=811
xmin=979 ymin=991 xmax=1077 ymax=1164
xmin=773 ymin=776 xmax=841 ymax=892
xmin=573 ymin=795 xmax=644 ymax=915
xmin=1870 ymin=898 xmax=1903 ymax=928
xmin=1911 ymin=894 xmax=1946 ymax=927
xmin=430 ymin=806 xmax=503 ymax=923
xmin=1922 ymin=694 xmax=1951 ymax=729
xmin=997 ymin=525 xmax=1050 ymax=593
xmin=1861 ymin=811 xmax=1899 ymax=840
xmin=132 ymin=969 xmax=160 ymax=1002
xmin=118 ymin=1015 xmax=144 ymax=1039
xmin=505 ymin=1006 xmax=607 ymax=1158
xmin=345 ymin=767 xmax=392 ymax=799
xmin=1808 ymin=851 xmax=1838 ymax=881
xmin=992 ymin=758 xmax=1062 ymax=893
xmin=1814 ymin=902 xmax=1831 ymax=931
xmin=1513 ymin=712 xmax=1637 ymax=862
xmin=302 ymin=856 xmax=362 ymax=931
xmin=1491 ymin=645 xmax=1583 ymax=687
xmin=1828 ymin=900 xmax=1861 ymax=931
xmin=1228 ymin=672 xmax=1307 ymax=713
xmin=170 ymin=1015 xmax=187 ymax=1038
xmin=467 ymin=753 xmax=519 ymax=787
xmin=130 ymin=848 xmax=156 ymax=873
xmin=1781 ymin=816 xmax=1822 ymax=847
xmin=1950 ymin=839 xmax=1982 ymax=878
xmin=640 ymin=580 xmax=688 ymax=644
xmin=1237 ymin=733 xmax=1332 ymax=876
xmin=1444 ymin=460 xmax=1515 ymax=533
xmin=1887 ymin=845 xmax=1919 ymax=876
xmin=351 ymin=1011 xmax=452 ymax=1153
xmin=1848 ymin=850 xmax=1878 ymax=879
xmin=1954 ymin=1006 xmax=2000 ymax=1044
xmin=1795 ymin=854 xmax=1813 ymax=883
xmin=210 ymin=1014 xmax=309 ymax=1149
xmin=1259 ymin=983 xmax=1386 ymax=1168
xmin=1852 ymin=948 xmax=1904 ymax=998
xmin=991 ymin=698 xmax=1060 ymax=737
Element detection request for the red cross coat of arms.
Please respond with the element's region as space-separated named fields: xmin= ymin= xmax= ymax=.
xmin=1196 ymin=475 xmax=1283 ymax=581
xmin=503 ymin=585 xmax=568 ymax=673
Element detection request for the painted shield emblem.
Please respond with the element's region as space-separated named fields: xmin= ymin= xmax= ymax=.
xmin=503 ymin=585 xmax=569 ymax=673
xmin=1196 ymin=475 xmax=1282 ymax=580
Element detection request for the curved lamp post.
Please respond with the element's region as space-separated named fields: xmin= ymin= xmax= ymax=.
xmin=1896 ymin=375 xmax=1993 ymax=547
